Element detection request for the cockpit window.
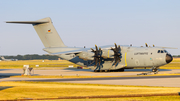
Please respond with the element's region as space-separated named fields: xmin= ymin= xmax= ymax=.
xmin=161 ymin=50 xmax=164 ymax=53
xmin=164 ymin=50 xmax=167 ymax=53
xmin=157 ymin=50 xmax=168 ymax=53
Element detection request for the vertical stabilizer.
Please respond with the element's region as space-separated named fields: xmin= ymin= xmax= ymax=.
xmin=33 ymin=17 xmax=66 ymax=48
xmin=6 ymin=17 xmax=66 ymax=48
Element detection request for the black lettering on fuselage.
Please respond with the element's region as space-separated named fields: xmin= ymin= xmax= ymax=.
xmin=134 ymin=52 xmax=148 ymax=55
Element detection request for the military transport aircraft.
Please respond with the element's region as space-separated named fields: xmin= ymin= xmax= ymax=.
xmin=1 ymin=56 xmax=18 ymax=61
xmin=6 ymin=17 xmax=173 ymax=74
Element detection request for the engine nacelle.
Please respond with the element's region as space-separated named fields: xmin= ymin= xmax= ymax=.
xmin=101 ymin=49 xmax=114 ymax=58
xmin=77 ymin=51 xmax=94 ymax=60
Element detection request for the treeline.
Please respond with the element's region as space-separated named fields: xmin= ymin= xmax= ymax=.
xmin=3 ymin=54 xmax=60 ymax=60
xmin=173 ymin=55 xmax=180 ymax=57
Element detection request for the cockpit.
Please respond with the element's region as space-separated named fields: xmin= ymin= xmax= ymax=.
xmin=157 ymin=49 xmax=172 ymax=63
xmin=157 ymin=50 xmax=168 ymax=53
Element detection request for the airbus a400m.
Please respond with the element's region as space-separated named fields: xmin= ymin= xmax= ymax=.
xmin=6 ymin=17 xmax=173 ymax=74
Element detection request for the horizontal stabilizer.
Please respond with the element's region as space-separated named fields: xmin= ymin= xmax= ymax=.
xmin=6 ymin=21 xmax=49 ymax=24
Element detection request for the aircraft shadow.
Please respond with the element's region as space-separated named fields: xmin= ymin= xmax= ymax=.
xmin=63 ymin=68 xmax=172 ymax=72
xmin=125 ymin=69 xmax=171 ymax=72
xmin=63 ymin=68 xmax=92 ymax=72
xmin=0 ymin=86 xmax=13 ymax=91
xmin=0 ymin=69 xmax=12 ymax=71
xmin=0 ymin=73 xmax=22 ymax=79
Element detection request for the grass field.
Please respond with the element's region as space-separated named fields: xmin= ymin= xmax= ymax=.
xmin=36 ymin=96 xmax=180 ymax=101
xmin=160 ymin=58 xmax=180 ymax=69
xmin=0 ymin=60 xmax=78 ymax=69
xmin=0 ymin=81 xmax=179 ymax=100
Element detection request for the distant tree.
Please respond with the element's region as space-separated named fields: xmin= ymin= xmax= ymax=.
xmin=3 ymin=54 xmax=59 ymax=60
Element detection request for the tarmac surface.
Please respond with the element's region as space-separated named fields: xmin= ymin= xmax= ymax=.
xmin=0 ymin=68 xmax=180 ymax=87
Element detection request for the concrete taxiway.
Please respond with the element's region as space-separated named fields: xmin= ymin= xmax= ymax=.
xmin=0 ymin=68 xmax=180 ymax=87
xmin=0 ymin=68 xmax=180 ymax=76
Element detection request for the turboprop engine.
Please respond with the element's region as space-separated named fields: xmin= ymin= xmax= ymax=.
xmin=101 ymin=49 xmax=114 ymax=59
xmin=77 ymin=51 xmax=94 ymax=60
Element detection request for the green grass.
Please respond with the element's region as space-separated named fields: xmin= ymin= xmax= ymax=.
xmin=0 ymin=81 xmax=179 ymax=100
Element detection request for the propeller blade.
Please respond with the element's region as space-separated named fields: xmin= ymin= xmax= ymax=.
xmin=111 ymin=43 xmax=122 ymax=65
xmin=95 ymin=45 xmax=98 ymax=51
xmin=91 ymin=45 xmax=102 ymax=67
xmin=115 ymin=43 xmax=117 ymax=49
xmin=145 ymin=43 xmax=148 ymax=47
xmin=91 ymin=48 xmax=95 ymax=52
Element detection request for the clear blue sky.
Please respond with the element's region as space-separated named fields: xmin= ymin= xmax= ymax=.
xmin=0 ymin=0 xmax=180 ymax=55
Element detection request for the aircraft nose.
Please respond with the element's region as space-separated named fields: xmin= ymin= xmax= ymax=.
xmin=166 ymin=54 xmax=173 ymax=63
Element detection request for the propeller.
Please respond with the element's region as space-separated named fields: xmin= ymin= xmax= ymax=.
xmin=111 ymin=43 xmax=122 ymax=65
xmin=91 ymin=45 xmax=102 ymax=67
xmin=145 ymin=43 xmax=148 ymax=47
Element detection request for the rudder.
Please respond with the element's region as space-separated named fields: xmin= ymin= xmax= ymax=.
xmin=6 ymin=17 xmax=66 ymax=48
xmin=33 ymin=17 xmax=66 ymax=48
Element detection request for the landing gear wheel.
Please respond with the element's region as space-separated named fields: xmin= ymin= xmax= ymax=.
xmin=152 ymin=67 xmax=159 ymax=74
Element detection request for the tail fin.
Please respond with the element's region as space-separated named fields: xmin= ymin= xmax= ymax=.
xmin=6 ymin=17 xmax=66 ymax=48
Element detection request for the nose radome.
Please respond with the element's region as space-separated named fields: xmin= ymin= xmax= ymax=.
xmin=166 ymin=54 xmax=173 ymax=64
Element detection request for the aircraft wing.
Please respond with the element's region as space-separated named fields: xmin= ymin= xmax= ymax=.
xmin=50 ymin=48 xmax=90 ymax=55
xmin=50 ymin=45 xmax=128 ymax=55
xmin=157 ymin=47 xmax=178 ymax=49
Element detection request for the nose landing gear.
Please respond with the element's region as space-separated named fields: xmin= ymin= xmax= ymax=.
xmin=152 ymin=67 xmax=159 ymax=74
xmin=137 ymin=67 xmax=159 ymax=75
